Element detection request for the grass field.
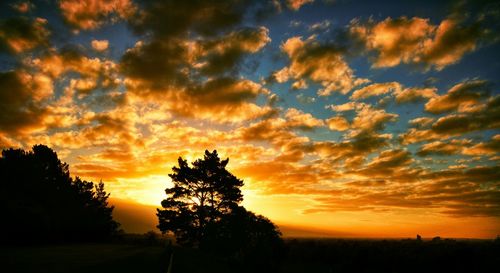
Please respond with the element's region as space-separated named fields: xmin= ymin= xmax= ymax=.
xmin=2 ymin=238 xmax=499 ymax=273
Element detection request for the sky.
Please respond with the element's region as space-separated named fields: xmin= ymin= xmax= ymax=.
xmin=0 ymin=0 xmax=499 ymax=238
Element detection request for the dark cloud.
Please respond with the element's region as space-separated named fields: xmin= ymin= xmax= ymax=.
xmin=129 ymin=0 xmax=252 ymax=38
xmin=355 ymin=149 xmax=414 ymax=177
xmin=431 ymin=95 xmax=500 ymax=135
xmin=196 ymin=27 xmax=270 ymax=76
xmin=0 ymin=16 xmax=49 ymax=53
xmin=311 ymin=131 xmax=391 ymax=162
xmin=120 ymin=39 xmax=189 ymax=91
xmin=120 ymin=1 xmax=273 ymax=122
xmin=0 ymin=70 xmax=49 ymax=133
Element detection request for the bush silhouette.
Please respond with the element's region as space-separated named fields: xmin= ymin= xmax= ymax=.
xmin=0 ymin=144 xmax=120 ymax=244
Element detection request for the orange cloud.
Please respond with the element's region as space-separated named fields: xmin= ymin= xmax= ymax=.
xmin=326 ymin=116 xmax=350 ymax=131
xmin=351 ymin=104 xmax=398 ymax=132
xmin=463 ymin=135 xmax=500 ymax=156
xmin=275 ymin=35 xmax=368 ymax=96
xmin=125 ymin=77 xmax=275 ymax=123
xmin=425 ymin=79 xmax=489 ymax=114
xmin=394 ymin=87 xmax=437 ymax=103
xmin=351 ymin=82 xmax=401 ymax=100
xmin=417 ymin=139 xmax=471 ymax=156
xmin=420 ymin=19 xmax=480 ymax=70
xmin=351 ymin=16 xmax=485 ymax=70
xmin=408 ymin=117 xmax=435 ymax=128
xmin=284 ymin=108 xmax=324 ymax=130
xmin=91 ymin=39 xmax=109 ymax=51
xmin=59 ymin=0 xmax=136 ymax=30
xmin=286 ymin=0 xmax=314 ymax=11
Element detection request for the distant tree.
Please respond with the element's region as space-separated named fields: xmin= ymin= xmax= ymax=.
xmin=0 ymin=144 xmax=120 ymax=244
xmin=157 ymin=150 xmax=283 ymax=265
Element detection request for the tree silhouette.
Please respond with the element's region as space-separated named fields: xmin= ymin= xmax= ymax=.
xmin=157 ymin=150 xmax=244 ymax=246
xmin=157 ymin=150 xmax=283 ymax=266
xmin=0 ymin=144 xmax=120 ymax=244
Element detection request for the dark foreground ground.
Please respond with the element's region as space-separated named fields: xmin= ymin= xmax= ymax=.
xmin=1 ymin=243 xmax=168 ymax=273
xmin=2 ymin=237 xmax=499 ymax=273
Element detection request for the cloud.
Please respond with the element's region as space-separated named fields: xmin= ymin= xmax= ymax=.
xmin=0 ymin=133 xmax=21 ymax=150
xmin=0 ymin=17 xmax=49 ymax=53
xmin=119 ymin=1 xmax=273 ymax=123
xmin=284 ymin=108 xmax=324 ymax=130
xmin=328 ymin=101 xmax=365 ymax=112
xmin=408 ymin=117 xmax=435 ymax=128
xmin=312 ymin=131 xmax=392 ymax=161
xmin=194 ymin=26 xmax=271 ymax=76
xmin=355 ymin=149 xmax=414 ymax=177
xmin=128 ymin=0 xmax=252 ymax=38
xmin=399 ymin=128 xmax=442 ymax=145
xmin=286 ymin=0 xmax=314 ymax=11
xmin=120 ymin=40 xmax=190 ymax=91
xmin=301 ymin=163 xmax=500 ymax=217
xmin=326 ymin=102 xmax=397 ymax=137
xmin=0 ymin=70 xmax=53 ymax=134
xmin=400 ymin=80 xmax=499 ymax=144
xmin=431 ymin=95 xmax=499 ymax=135
xmin=416 ymin=135 xmax=499 ymax=157
xmin=419 ymin=19 xmax=481 ymax=70
xmin=351 ymin=82 xmax=401 ymax=100
xmin=463 ymin=135 xmax=500 ymax=156
xmin=394 ymin=87 xmax=437 ymax=103
xmin=10 ymin=1 xmax=34 ymax=13
xmin=326 ymin=116 xmax=350 ymax=131
xmin=296 ymin=93 xmax=315 ymax=104
xmin=417 ymin=139 xmax=471 ymax=156
xmin=29 ymin=48 xmax=121 ymax=98
xmin=275 ymin=35 xmax=368 ymax=96
xmin=91 ymin=39 xmax=108 ymax=51
xmin=126 ymin=76 xmax=274 ymax=123
xmin=351 ymin=16 xmax=486 ymax=70
xmin=308 ymin=20 xmax=331 ymax=32
xmin=401 ymin=93 xmax=499 ymax=143
xmin=425 ymin=79 xmax=490 ymax=114
xmin=351 ymin=104 xmax=398 ymax=132
xmin=59 ymin=0 xmax=136 ymax=30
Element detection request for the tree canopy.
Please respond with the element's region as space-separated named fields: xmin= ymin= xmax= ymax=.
xmin=0 ymin=144 xmax=120 ymax=244
xmin=157 ymin=150 xmax=283 ymax=267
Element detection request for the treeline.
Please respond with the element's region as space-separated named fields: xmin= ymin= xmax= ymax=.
xmin=0 ymin=145 xmax=120 ymax=244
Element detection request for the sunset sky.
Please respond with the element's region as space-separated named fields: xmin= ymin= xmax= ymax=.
xmin=1 ymin=0 xmax=499 ymax=238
